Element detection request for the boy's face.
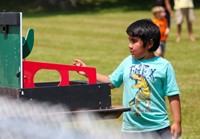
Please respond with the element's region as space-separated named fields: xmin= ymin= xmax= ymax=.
xmin=159 ymin=9 xmax=166 ymax=18
xmin=128 ymin=35 xmax=150 ymax=59
xmin=155 ymin=10 xmax=166 ymax=19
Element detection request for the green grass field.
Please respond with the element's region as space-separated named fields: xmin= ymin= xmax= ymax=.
xmin=22 ymin=9 xmax=200 ymax=138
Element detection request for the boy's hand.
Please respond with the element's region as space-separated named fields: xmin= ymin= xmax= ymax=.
xmin=73 ymin=59 xmax=87 ymax=76
xmin=73 ymin=59 xmax=87 ymax=67
xmin=165 ymin=28 xmax=170 ymax=36
xmin=171 ymin=122 xmax=182 ymax=139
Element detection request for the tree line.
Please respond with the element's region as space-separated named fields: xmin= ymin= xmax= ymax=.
xmin=0 ymin=0 xmax=199 ymax=13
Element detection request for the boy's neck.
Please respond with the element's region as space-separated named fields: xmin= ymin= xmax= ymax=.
xmin=143 ymin=53 xmax=156 ymax=60
xmin=156 ymin=16 xmax=164 ymax=20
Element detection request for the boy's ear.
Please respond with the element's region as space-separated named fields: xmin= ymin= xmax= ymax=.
xmin=147 ymin=39 xmax=154 ymax=49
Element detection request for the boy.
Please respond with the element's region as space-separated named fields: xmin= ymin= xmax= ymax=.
xmin=152 ymin=6 xmax=170 ymax=57
xmin=73 ymin=19 xmax=181 ymax=139
xmin=155 ymin=0 xmax=173 ymax=28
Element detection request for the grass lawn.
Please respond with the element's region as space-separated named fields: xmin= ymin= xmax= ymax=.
xmin=22 ymin=9 xmax=200 ymax=138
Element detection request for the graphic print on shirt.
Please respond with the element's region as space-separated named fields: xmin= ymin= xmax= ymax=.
xmin=128 ymin=64 xmax=156 ymax=116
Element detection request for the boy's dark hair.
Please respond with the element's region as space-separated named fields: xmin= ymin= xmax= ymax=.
xmin=126 ymin=19 xmax=160 ymax=52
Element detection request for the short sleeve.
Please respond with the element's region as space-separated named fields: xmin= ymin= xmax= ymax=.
xmin=164 ymin=63 xmax=180 ymax=96
xmin=109 ymin=62 xmax=125 ymax=88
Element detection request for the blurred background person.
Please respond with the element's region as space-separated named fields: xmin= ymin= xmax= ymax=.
xmin=155 ymin=0 xmax=173 ymax=28
xmin=174 ymin=0 xmax=195 ymax=42
xmin=152 ymin=6 xmax=170 ymax=57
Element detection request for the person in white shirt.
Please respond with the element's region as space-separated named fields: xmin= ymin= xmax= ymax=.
xmin=174 ymin=0 xmax=195 ymax=42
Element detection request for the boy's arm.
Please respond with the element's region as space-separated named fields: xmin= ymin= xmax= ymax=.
xmin=168 ymin=95 xmax=182 ymax=139
xmin=97 ymin=73 xmax=115 ymax=89
xmin=73 ymin=59 xmax=115 ymax=88
xmin=96 ymin=73 xmax=110 ymax=82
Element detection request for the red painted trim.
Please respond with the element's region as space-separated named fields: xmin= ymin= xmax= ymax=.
xmin=23 ymin=60 xmax=96 ymax=88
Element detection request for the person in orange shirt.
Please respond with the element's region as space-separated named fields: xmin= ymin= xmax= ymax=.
xmin=152 ymin=6 xmax=170 ymax=57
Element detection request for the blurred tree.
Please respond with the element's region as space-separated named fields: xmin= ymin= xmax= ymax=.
xmin=0 ymin=0 xmax=199 ymax=12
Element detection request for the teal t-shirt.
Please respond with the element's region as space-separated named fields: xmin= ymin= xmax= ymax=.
xmin=109 ymin=55 xmax=180 ymax=132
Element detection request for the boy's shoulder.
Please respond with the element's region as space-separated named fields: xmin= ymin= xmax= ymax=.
xmin=155 ymin=56 xmax=171 ymax=64
xmin=155 ymin=57 xmax=174 ymax=69
xmin=153 ymin=18 xmax=167 ymax=23
xmin=143 ymin=56 xmax=171 ymax=67
xmin=122 ymin=55 xmax=132 ymax=61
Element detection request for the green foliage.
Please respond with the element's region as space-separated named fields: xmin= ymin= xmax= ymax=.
xmin=22 ymin=9 xmax=200 ymax=138
xmin=1 ymin=0 xmax=199 ymax=13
